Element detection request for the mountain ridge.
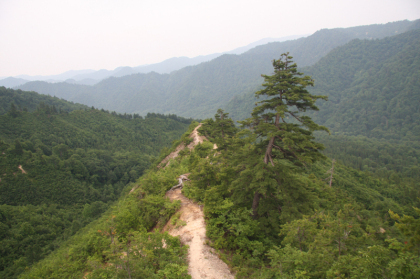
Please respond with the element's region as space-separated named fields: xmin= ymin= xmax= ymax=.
xmin=1 ymin=35 xmax=306 ymax=87
xmin=17 ymin=19 xmax=420 ymax=119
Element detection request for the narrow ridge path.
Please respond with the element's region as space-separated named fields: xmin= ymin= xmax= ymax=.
xmin=163 ymin=124 xmax=234 ymax=279
xmin=165 ymin=189 xmax=233 ymax=279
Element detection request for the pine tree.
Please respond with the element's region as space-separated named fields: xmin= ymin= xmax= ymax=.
xmin=240 ymin=53 xmax=329 ymax=218
xmin=212 ymin=109 xmax=237 ymax=149
xmin=198 ymin=109 xmax=237 ymax=151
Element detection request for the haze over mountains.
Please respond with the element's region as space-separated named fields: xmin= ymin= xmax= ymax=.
xmin=15 ymin=19 xmax=420 ymax=119
xmin=0 ymin=35 xmax=304 ymax=88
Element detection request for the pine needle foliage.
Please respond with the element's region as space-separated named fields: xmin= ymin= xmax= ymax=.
xmin=242 ymin=52 xmax=329 ymax=167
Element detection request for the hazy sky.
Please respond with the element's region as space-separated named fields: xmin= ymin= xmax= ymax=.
xmin=1 ymin=0 xmax=419 ymax=77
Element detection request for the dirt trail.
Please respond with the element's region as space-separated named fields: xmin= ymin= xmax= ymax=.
xmin=186 ymin=124 xmax=207 ymax=149
xmin=158 ymin=143 xmax=186 ymax=169
xmin=165 ymin=189 xmax=233 ymax=279
xmin=162 ymin=124 xmax=234 ymax=279
xmin=158 ymin=124 xmax=207 ymax=169
xmin=18 ymin=165 xmax=27 ymax=174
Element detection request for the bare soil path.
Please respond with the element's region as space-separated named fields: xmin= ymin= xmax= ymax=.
xmin=162 ymin=124 xmax=234 ymax=279
xmin=165 ymin=189 xmax=234 ymax=279
xmin=18 ymin=165 xmax=27 ymax=174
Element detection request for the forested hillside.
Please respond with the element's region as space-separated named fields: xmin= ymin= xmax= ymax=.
xmin=306 ymin=29 xmax=420 ymax=142
xmin=18 ymin=110 xmax=420 ymax=278
xmin=224 ymin=29 xmax=420 ymax=181
xmin=17 ymin=19 xmax=420 ymax=119
xmin=15 ymin=123 xmax=202 ymax=279
xmin=186 ymin=113 xmax=420 ymax=278
xmin=226 ymin=28 xmax=420 ymax=134
xmin=0 ymin=92 xmax=192 ymax=278
xmin=308 ymin=29 xmax=420 ymax=180
xmin=179 ymin=54 xmax=419 ymax=276
xmin=0 ymin=86 xmax=88 ymax=115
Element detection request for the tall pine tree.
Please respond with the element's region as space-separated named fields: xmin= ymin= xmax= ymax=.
xmin=240 ymin=53 xmax=329 ymax=218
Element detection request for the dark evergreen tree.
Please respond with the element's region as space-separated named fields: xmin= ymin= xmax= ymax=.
xmin=214 ymin=109 xmax=236 ymax=140
xmin=199 ymin=109 xmax=238 ymax=150
xmin=240 ymin=53 xmax=328 ymax=218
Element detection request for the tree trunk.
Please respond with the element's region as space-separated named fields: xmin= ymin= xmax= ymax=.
xmin=264 ymin=113 xmax=279 ymax=166
xmin=264 ymin=137 xmax=275 ymax=166
xmin=252 ymin=191 xmax=262 ymax=219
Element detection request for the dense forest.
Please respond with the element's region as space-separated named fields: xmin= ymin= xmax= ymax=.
xmin=0 ymin=86 xmax=88 ymax=115
xmin=17 ymin=19 xmax=420 ymax=119
xmin=187 ymin=113 xmax=420 ymax=278
xmin=0 ymin=92 xmax=193 ymax=278
xmin=13 ymin=124 xmax=202 ymax=279
xmin=306 ymin=29 xmax=420 ymax=142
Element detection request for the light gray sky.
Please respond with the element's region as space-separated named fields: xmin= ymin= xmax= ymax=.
xmin=1 ymin=0 xmax=419 ymax=77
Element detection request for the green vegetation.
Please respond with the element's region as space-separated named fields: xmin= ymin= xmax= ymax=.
xmin=17 ymin=20 xmax=420 ymax=119
xmin=18 ymin=182 xmax=189 ymax=279
xmin=308 ymin=29 xmax=420 ymax=184
xmin=1 ymin=199 xmax=185 ymax=278
xmin=317 ymin=133 xmax=420 ymax=178
xmin=199 ymin=109 xmax=238 ymax=151
xmin=226 ymin=29 xmax=420 ymax=136
xmin=225 ymin=29 xmax=420 ymax=181
xmin=237 ymin=53 xmax=328 ymax=219
xmin=0 ymin=86 xmax=88 ymax=115
xmin=305 ymin=29 xmax=420 ymax=142
xmin=184 ymin=122 xmax=420 ymax=277
xmin=17 ymin=123 xmax=201 ymax=279
xmin=98 ymin=105 xmax=418 ymax=278
xmin=13 ymin=105 xmax=420 ymax=278
xmin=0 ymin=92 xmax=192 ymax=278
xmin=180 ymin=54 xmax=419 ymax=277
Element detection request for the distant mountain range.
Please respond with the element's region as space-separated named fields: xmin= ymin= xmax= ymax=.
xmin=0 ymin=35 xmax=305 ymax=87
xmin=16 ymin=19 xmax=420 ymax=119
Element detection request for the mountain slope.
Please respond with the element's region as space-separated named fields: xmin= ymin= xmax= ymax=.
xmin=226 ymin=28 xmax=420 ymax=143
xmin=0 ymin=93 xmax=192 ymax=278
xmin=306 ymin=29 xmax=420 ymax=142
xmin=18 ymin=19 xmax=420 ymax=119
xmin=0 ymin=86 xmax=88 ymax=115
xmin=3 ymin=35 xmax=306 ymax=87
xmin=15 ymin=123 xmax=203 ymax=279
xmin=0 ymin=77 xmax=29 ymax=88
xmin=20 ymin=116 xmax=420 ymax=278
xmin=224 ymin=28 xmax=420 ymax=181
